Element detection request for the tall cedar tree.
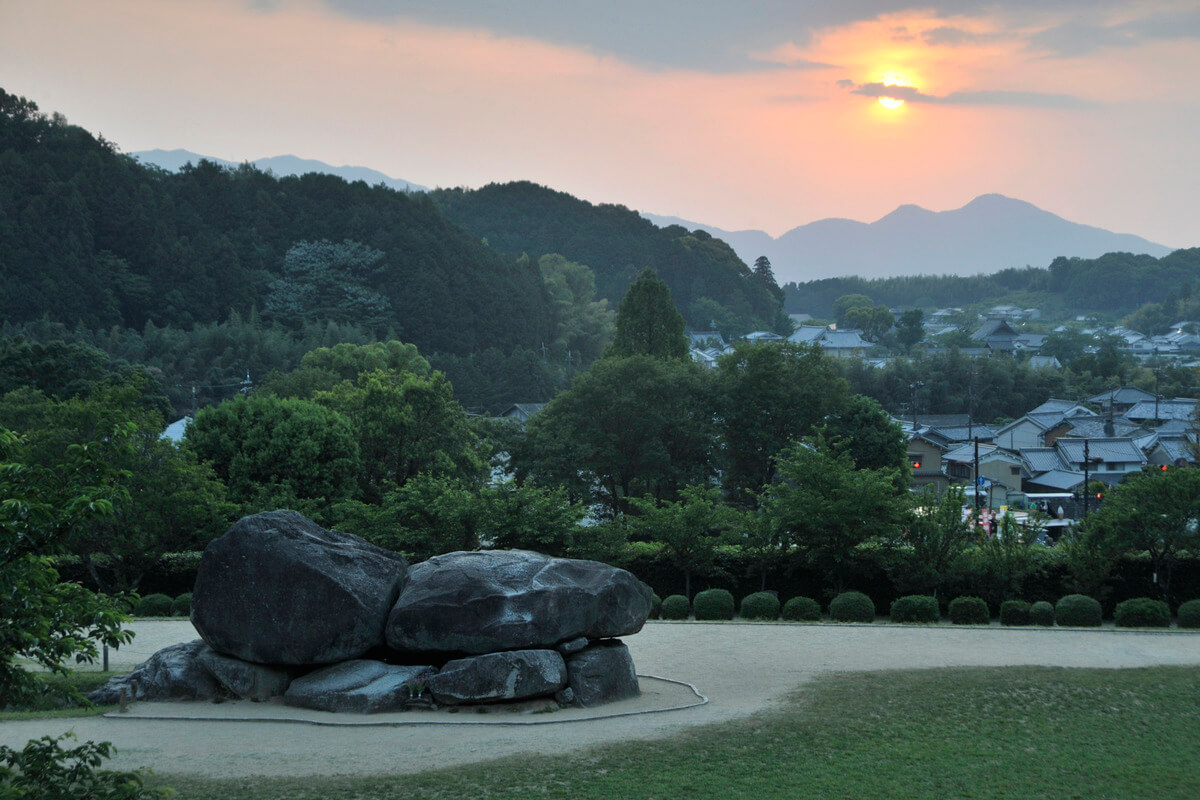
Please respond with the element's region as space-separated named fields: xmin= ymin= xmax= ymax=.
xmin=606 ymin=268 xmax=689 ymax=360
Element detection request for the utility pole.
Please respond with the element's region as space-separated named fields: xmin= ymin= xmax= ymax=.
xmin=910 ymin=381 xmax=924 ymax=431
xmin=973 ymin=436 xmax=981 ymax=511
xmin=1082 ymin=439 xmax=1092 ymax=518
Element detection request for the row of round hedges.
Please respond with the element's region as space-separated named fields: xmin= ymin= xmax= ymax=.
xmin=133 ymin=592 xmax=191 ymax=617
xmin=649 ymin=591 xmax=1200 ymax=627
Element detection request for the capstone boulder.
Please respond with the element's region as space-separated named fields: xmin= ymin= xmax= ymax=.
xmin=191 ymin=510 xmax=408 ymax=665
xmin=385 ymin=550 xmax=653 ymax=654
xmin=426 ymin=650 xmax=567 ymax=705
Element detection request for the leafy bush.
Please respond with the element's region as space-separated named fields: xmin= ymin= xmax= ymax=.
xmin=134 ymin=593 xmax=173 ymax=617
xmin=1030 ymin=601 xmax=1055 ymax=627
xmin=693 ymin=588 xmax=736 ymax=621
xmin=829 ymin=591 xmax=875 ymax=623
xmin=0 ymin=733 xmax=172 ymax=798
xmin=649 ymin=593 xmax=662 ymax=620
xmin=1055 ymin=594 xmax=1102 ymax=627
xmin=661 ymin=594 xmax=690 ymax=620
xmin=781 ymin=596 xmax=822 ymax=621
xmin=949 ymin=596 xmax=990 ymax=625
xmin=171 ymin=593 xmax=192 ymax=617
xmin=1000 ymin=600 xmax=1031 ymax=626
xmin=740 ymin=592 xmax=781 ymax=621
xmin=1114 ymin=597 xmax=1170 ymax=628
xmin=889 ymin=595 xmax=939 ymax=623
xmin=1178 ymin=599 xmax=1200 ymax=629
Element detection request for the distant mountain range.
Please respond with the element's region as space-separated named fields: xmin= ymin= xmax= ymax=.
xmin=131 ymin=149 xmax=426 ymax=193
xmin=642 ymin=194 xmax=1172 ymax=283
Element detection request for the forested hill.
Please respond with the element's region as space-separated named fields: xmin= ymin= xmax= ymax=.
xmin=432 ymin=182 xmax=788 ymax=334
xmin=785 ymin=249 xmax=1200 ymax=319
xmin=0 ymin=89 xmax=550 ymax=357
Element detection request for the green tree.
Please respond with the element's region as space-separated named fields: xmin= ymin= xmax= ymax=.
xmin=763 ymin=441 xmax=903 ymax=594
xmin=896 ymin=309 xmax=925 ymax=349
xmin=539 ymin=254 xmax=614 ymax=364
xmin=843 ymin=304 xmax=895 ymax=342
xmin=832 ymin=294 xmax=873 ymax=327
xmin=969 ymin=512 xmax=1048 ymax=606
xmin=1085 ymin=467 xmax=1200 ymax=604
xmin=0 ymin=426 xmax=134 ymax=706
xmin=315 ymin=368 xmax=482 ymax=502
xmin=605 ymin=268 xmax=689 ymax=360
xmin=753 ymin=256 xmax=785 ymax=304
xmin=818 ymin=394 xmax=908 ymax=478
xmin=713 ymin=341 xmax=848 ymax=504
xmin=884 ymin=487 xmax=974 ymax=596
xmin=516 ymin=355 xmax=713 ymax=516
xmin=186 ymin=395 xmax=361 ymax=510
xmin=264 ymin=239 xmax=393 ymax=329
xmin=628 ymin=484 xmax=732 ymax=599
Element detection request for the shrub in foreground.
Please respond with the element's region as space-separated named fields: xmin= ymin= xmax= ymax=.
xmin=781 ymin=596 xmax=822 ymax=621
xmin=949 ymin=596 xmax=990 ymax=625
xmin=1178 ymin=599 xmax=1200 ymax=629
xmin=740 ymin=592 xmax=781 ymax=621
xmin=661 ymin=594 xmax=690 ymax=620
xmin=134 ymin=593 xmax=173 ymax=617
xmin=693 ymin=588 xmax=736 ymax=621
xmin=1055 ymin=594 xmax=1102 ymax=627
xmin=0 ymin=734 xmax=172 ymax=799
xmin=890 ymin=595 xmax=940 ymax=624
xmin=171 ymin=592 xmax=193 ymax=617
xmin=1030 ymin=601 xmax=1055 ymax=626
xmin=649 ymin=593 xmax=662 ymax=620
xmin=1000 ymin=600 xmax=1031 ymax=626
xmin=1114 ymin=597 xmax=1170 ymax=628
xmin=829 ymin=591 xmax=875 ymax=623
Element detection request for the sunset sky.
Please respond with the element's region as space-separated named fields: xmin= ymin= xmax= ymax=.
xmin=3 ymin=0 xmax=1199 ymax=248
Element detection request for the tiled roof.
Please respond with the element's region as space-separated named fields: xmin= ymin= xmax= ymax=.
xmin=1026 ymin=469 xmax=1086 ymax=491
xmin=1056 ymin=437 xmax=1147 ymax=465
xmin=1020 ymin=447 xmax=1067 ymax=473
xmin=1126 ymin=399 xmax=1197 ymax=421
xmin=1058 ymin=418 xmax=1142 ymax=439
xmin=1156 ymin=436 xmax=1196 ymax=463
xmin=787 ymin=327 xmax=825 ymax=343
xmin=1030 ymin=398 xmax=1093 ymax=416
xmin=927 ymin=424 xmax=997 ymax=443
xmin=1087 ymin=387 xmax=1156 ymax=405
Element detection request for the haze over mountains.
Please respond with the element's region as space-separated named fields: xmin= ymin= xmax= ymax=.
xmin=644 ymin=195 xmax=1171 ymax=283
xmin=132 ymin=149 xmax=427 ymax=193
xmin=135 ymin=150 xmax=1171 ymax=284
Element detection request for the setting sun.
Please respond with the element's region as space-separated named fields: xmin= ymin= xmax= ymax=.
xmin=877 ymin=71 xmax=912 ymax=110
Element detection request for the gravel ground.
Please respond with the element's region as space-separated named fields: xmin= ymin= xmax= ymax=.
xmin=3 ymin=619 xmax=1199 ymax=778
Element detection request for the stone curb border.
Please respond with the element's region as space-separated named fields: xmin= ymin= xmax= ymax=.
xmin=648 ymin=620 xmax=1197 ymax=635
xmin=102 ymin=674 xmax=709 ymax=727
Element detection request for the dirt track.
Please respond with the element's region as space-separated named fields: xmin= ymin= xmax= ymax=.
xmin=3 ymin=620 xmax=1198 ymax=778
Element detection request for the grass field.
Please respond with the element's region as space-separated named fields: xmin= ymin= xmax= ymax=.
xmin=155 ymin=665 xmax=1200 ymax=800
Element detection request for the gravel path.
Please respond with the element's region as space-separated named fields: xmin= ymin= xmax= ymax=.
xmin=3 ymin=620 xmax=1199 ymax=778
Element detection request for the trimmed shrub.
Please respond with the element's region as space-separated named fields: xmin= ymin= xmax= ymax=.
xmin=661 ymin=594 xmax=690 ymax=620
xmin=740 ymin=592 xmax=781 ymax=621
xmin=693 ymin=588 xmax=736 ymax=621
xmin=890 ymin=595 xmax=940 ymax=624
xmin=171 ymin=592 xmax=193 ymax=617
xmin=949 ymin=596 xmax=990 ymax=625
xmin=1178 ymin=599 xmax=1200 ymax=629
xmin=649 ymin=593 xmax=662 ymax=620
xmin=1000 ymin=600 xmax=1031 ymax=627
xmin=829 ymin=591 xmax=875 ymax=623
xmin=781 ymin=596 xmax=822 ymax=622
xmin=1055 ymin=594 xmax=1102 ymax=627
xmin=134 ymin=593 xmax=173 ymax=617
xmin=1030 ymin=601 xmax=1055 ymax=627
xmin=1114 ymin=597 xmax=1170 ymax=628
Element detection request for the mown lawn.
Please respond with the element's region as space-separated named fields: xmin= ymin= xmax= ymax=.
xmin=158 ymin=665 xmax=1200 ymax=800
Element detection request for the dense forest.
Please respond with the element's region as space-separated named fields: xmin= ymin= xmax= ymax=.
xmin=432 ymin=181 xmax=790 ymax=335
xmin=784 ymin=249 xmax=1200 ymax=320
xmin=0 ymin=89 xmax=783 ymax=413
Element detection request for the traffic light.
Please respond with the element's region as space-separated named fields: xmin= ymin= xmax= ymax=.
xmin=1161 ymin=464 xmax=1169 ymax=471
xmin=912 ymin=460 xmax=921 ymax=469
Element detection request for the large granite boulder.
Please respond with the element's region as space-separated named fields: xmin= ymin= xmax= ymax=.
xmin=426 ymin=650 xmax=567 ymax=705
xmin=283 ymin=660 xmax=436 ymax=714
xmin=192 ymin=510 xmax=408 ymax=665
xmin=565 ymin=639 xmax=640 ymax=707
xmin=196 ymin=649 xmax=292 ymax=700
xmin=386 ymin=550 xmax=653 ymax=654
xmin=88 ymin=640 xmax=223 ymax=704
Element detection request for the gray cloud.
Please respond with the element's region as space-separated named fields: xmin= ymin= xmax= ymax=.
xmin=850 ymin=82 xmax=1092 ymax=109
xmin=233 ymin=1 xmax=1200 ymax=73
